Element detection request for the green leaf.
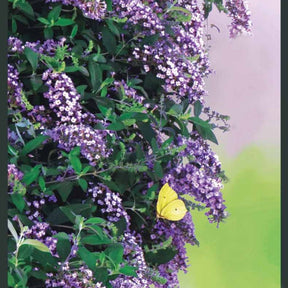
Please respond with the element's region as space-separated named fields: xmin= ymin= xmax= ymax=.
xmin=137 ymin=122 xmax=156 ymax=144
xmin=153 ymin=161 xmax=163 ymax=179
xmin=37 ymin=17 xmax=50 ymax=25
xmin=29 ymin=269 xmax=48 ymax=280
xmin=69 ymin=155 xmax=82 ymax=174
xmin=8 ymin=145 xmax=18 ymax=156
xmin=11 ymin=194 xmax=26 ymax=212
xmin=30 ymin=76 xmax=43 ymax=91
xmin=189 ymin=116 xmax=211 ymax=128
xmin=106 ymin=19 xmax=120 ymax=37
xmin=194 ymin=100 xmax=202 ymax=117
xmin=81 ymin=234 xmax=112 ymax=246
xmin=105 ymin=244 xmax=124 ymax=267
xmin=78 ymin=178 xmax=88 ymax=192
xmin=44 ymin=27 xmax=53 ymax=39
xmin=195 ymin=124 xmax=218 ymax=144
xmin=12 ymin=17 xmax=17 ymax=33
xmin=24 ymin=47 xmax=39 ymax=72
xmin=20 ymin=135 xmax=49 ymax=156
xmin=84 ymin=217 xmax=106 ymax=225
xmin=119 ymin=265 xmax=138 ymax=277
xmin=22 ymin=239 xmax=51 ymax=253
xmin=13 ymin=14 xmax=29 ymax=25
xmin=38 ymin=176 xmax=46 ymax=192
xmin=102 ymin=26 xmax=116 ymax=54
xmin=47 ymin=5 xmax=62 ymax=21
xmin=22 ymin=165 xmax=41 ymax=185
xmin=88 ymin=61 xmax=102 ymax=91
xmin=107 ymin=122 xmax=126 ymax=131
xmin=8 ymin=272 xmax=15 ymax=287
xmin=145 ymin=247 xmax=177 ymax=265
xmin=64 ymin=66 xmax=79 ymax=73
xmin=78 ymin=246 xmax=99 ymax=270
xmin=54 ymin=18 xmax=74 ymax=26
xmin=16 ymin=1 xmax=34 ymax=18
xmin=70 ymin=24 xmax=78 ymax=38
xmin=53 ymin=181 xmax=74 ymax=202
xmin=169 ymin=6 xmax=192 ymax=22
xmin=8 ymin=220 xmax=18 ymax=242
xmin=53 ymin=232 xmax=71 ymax=259
xmin=59 ymin=204 xmax=95 ymax=223
xmin=105 ymin=0 xmax=112 ymax=11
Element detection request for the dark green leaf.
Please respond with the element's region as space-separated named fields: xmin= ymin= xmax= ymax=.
xmin=53 ymin=181 xmax=73 ymax=202
xmin=189 ymin=116 xmax=211 ymax=128
xmin=20 ymin=135 xmax=49 ymax=156
xmin=153 ymin=161 xmax=163 ymax=179
xmin=53 ymin=232 xmax=71 ymax=259
xmin=119 ymin=265 xmax=138 ymax=277
xmin=106 ymin=19 xmax=120 ymax=37
xmin=145 ymin=247 xmax=177 ymax=265
xmin=105 ymin=0 xmax=112 ymax=11
xmin=22 ymin=165 xmax=41 ymax=185
xmin=195 ymin=124 xmax=218 ymax=144
xmin=78 ymin=178 xmax=88 ymax=192
xmin=81 ymin=234 xmax=112 ymax=245
xmin=30 ymin=76 xmax=43 ymax=92
xmin=24 ymin=47 xmax=39 ymax=72
xmin=16 ymin=1 xmax=34 ymax=18
xmin=12 ymin=17 xmax=17 ymax=33
xmin=13 ymin=14 xmax=29 ymax=25
xmin=11 ymin=194 xmax=26 ymax=212
xmin=137 ymin=122 xmax=156 ymax=144
xmin=44 ymin=27 xmax=54 ymax=39
xmin=59 ymin=204 xmax=95 ymax=223
xmin=54 ymin=18 xmax=74 ymax=26
xmin=88 ymin=61 xmax=102 ymax=91
xmin=107 ymin=122 xmax=126 ymax=131
xmin=105 ymin=244 xmax=124 ymax=267
xmin=194 ymin=100 xmax=202 ymax=117
xmin=78 ymin=246 xmax=99 ymax=270
xmin=29 ymin=269 xmax=47 ymax=280
xmin=102 ymin=26 xmax=116 ymax=54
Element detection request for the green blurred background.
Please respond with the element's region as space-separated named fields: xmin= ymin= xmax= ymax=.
xmin=178 ymin=146 xmax=280 ymax=288
xmin=178 ymin=0 xmax=280 ymax=286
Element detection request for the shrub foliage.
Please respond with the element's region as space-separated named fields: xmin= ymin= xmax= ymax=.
xmin=8 ymin=0 xmax=251 ymax=287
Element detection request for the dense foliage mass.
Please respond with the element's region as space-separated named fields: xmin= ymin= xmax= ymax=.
xmin=7 ymin=0 xmax=251 ymax=287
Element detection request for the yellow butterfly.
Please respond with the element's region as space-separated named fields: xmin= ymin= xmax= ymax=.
xmin=156 ymin=183 xmax=187 ymax=221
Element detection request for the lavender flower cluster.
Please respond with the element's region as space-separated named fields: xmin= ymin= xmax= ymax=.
xmin=225 ymin=0 xmax=252 ymax=38
xmin=124 ymin=0 xmax=210 ymax=103
xmin=111 ymin=232 xmax=149 ymax=288
xmin=8 ymin=64 xmax=25 ymax=112
xmin=47 ymin=0 xmax=107 ymax=20
xmin=46 ymin=263 xmax=106 ymax=288
xmin=151 ymin=213 xmax=197 ymax=288
xmin=88 ymin=183 xmax=131 ymax=225
xmin=23 ymin=222 xmax=58 ymax=256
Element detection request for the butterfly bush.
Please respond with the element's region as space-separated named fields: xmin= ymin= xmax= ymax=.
xmin=8 ymin=0 xmax=250 ymax=287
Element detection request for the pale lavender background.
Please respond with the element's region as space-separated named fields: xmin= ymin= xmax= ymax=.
xmin=204 ymin=0 xmax=280 ymax=157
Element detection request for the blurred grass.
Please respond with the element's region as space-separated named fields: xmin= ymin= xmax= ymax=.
xmin=178 ymin=146 xmax=280 ymax=288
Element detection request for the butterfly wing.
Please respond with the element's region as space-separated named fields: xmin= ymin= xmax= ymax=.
xmin=160 ymin=199 xmax=188 ymax=221
xmin=156 ymin=183 xmax=178 ymax=217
